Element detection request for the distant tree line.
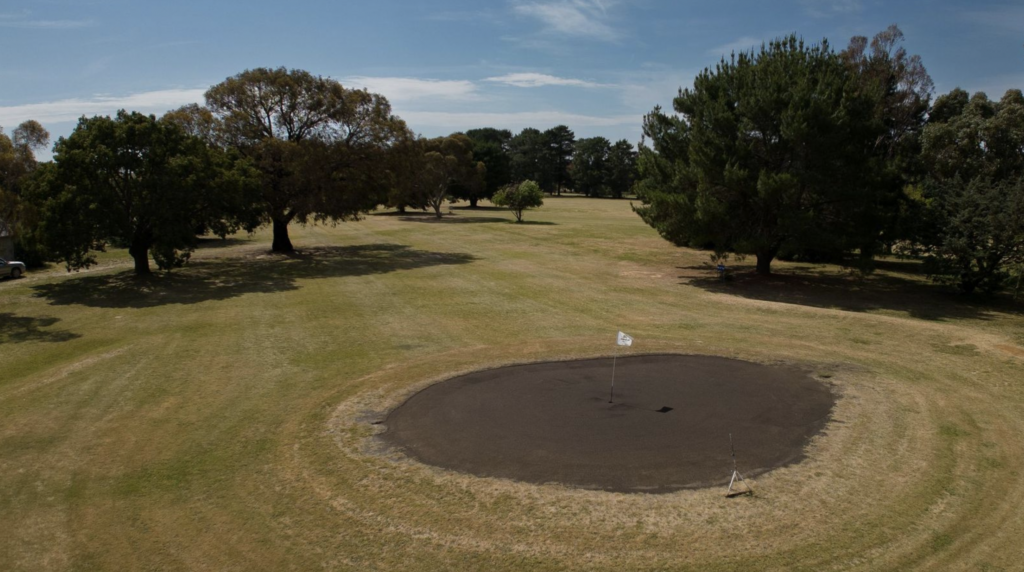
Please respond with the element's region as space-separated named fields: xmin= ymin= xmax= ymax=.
xmin=1 ymin=67 xmax=636 ymax=275
xmin=634 ymin=25 xmax=1024 ymax=295
xmin=387 ymin=125 xmax=638 ymax=211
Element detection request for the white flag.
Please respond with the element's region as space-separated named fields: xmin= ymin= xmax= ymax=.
xmin=617 ymin=331 xmax=633 ymax=347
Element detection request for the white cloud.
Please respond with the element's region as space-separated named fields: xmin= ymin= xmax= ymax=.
xmin=0 ymin=89 xmax=206 ymax=126
xmin=399 ymin=110 xmax=637 ymax=132
xmin=342 ymin=77 xmax=480 ymax=102
xmin=965 ymin=7 xmax=1024 ymax=34
xmin=513 ymin=0 xmax=618 ymax=40
xmin=81 ymin=56 xmax=114 ymax=78
xmin=0 ymin=9 xmax=30 ymax=19
xmin=707 ymin=36 xmax=766 ymax=56
xmin=799 ymin=0 xmax=861 ymax=18
xmin=485 ymin=72 xmax=606 ymax=88
xmin=425 ymin=10 xmax=501 ymax=24
xmin=0 ymin=18 xmax=96 ymax=29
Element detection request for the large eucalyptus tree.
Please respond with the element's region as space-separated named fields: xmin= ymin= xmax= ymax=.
xmin=205 ymin=67 xmax=411 ymax=252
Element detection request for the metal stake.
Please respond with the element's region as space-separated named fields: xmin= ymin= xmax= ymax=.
xmin=609 ymin=344 xmax=619 ymax=403
xmin=726 ymin=433 xmax=753 ymax=497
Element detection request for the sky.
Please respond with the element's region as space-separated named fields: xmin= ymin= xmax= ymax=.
xmin=1 ymin=0 xmax=1022 ymax=159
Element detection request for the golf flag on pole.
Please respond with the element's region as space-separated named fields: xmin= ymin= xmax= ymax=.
xmin=609 ymin=331 xmax=632 ymax=403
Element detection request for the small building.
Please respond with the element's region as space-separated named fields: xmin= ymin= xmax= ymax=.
xmin=0 ymin=219 xmax=14 ymax=260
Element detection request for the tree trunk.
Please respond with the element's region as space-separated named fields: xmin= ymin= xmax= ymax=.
xmin=469 ymin=197 xmax=478 ymax=208
xmin=129 ymin=241 xmax=151 ymax=275
xmin=272 ymin=218 xmax=294 ymax=253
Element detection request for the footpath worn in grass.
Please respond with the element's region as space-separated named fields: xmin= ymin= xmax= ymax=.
xmin=2 ymin=198 xmax=1024 ymax=571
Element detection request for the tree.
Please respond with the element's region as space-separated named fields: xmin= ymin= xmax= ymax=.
xmin=633 ymin=35 xmax=882 ymax=275
xmin=572 ymin=137 xmax=611 ymax=197
xmin=384 ymin=134 xmax=485 ymax=217
xmin=509 ymin=128 xmax=547 ymax=186
xmin=606 ymin=139 xmax=637 ymax=198
xmin=840 ymin=25 xmax=934 ymax=254
xmin=543 ymin=125 xmax=575 ymax=195
xmin=162 ymin=103 xmax=224 ymax=147
xmin=0 ymin=120 xmax=50 ymax=265
xmin=384 ymin=136 xmax=432 ymax=213
xmin=420 ymin=134 xmax=486 ymax=218
xmin=453 ymin=128 xmax=512 ymax=207
xmin=924 ymin=177 xmax=1024 ymax=294
xmin=205 ymin=67 xmax=410 ymax=252
xmin=492 ymin=180 xmax=544 ymax=222
xmin=158 ymin=110 xmax=263 ymax=237
xmin=0 ymin=120 xmax=49 ymax=201
xmin=37 ymin=111 xmax=258 ymax=274
xmin=841 ymin=25 xmax=933 ymax=159
xmin=918 ymin=89 xmax=1024 ymax=293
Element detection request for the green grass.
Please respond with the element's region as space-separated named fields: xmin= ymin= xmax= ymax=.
xmin=2 ymin=197 xmax=1024 ymax=571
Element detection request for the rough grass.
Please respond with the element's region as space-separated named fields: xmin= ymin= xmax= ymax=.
xmin=2 ymin=198 xmax=1024 ymax=571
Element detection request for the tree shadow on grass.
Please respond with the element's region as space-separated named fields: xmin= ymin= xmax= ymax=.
xmin=399 ymin=216 xmax=556 ymax=225
xmin=513 ymin=220 xmax=557 ymax=226
xmin=194 ymin=237 xmax=252 ymax=250
xmin=400 ymin=215 xmax=509 ymax=224
xmin=451 ymin=205 xmax=506 ymax=212
xmin=0 ymin=313 xmax=81 ymax=343
xmin=32 ymin=243 xmax=477 ymax=309
xmin=683 ymin=262 xmax=1023 ymax=322
xmin=370 ymin=210 xmax=433 ymax=217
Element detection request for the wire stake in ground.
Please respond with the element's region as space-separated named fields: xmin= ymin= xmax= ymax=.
xmin=726 ymin=433 xmax=753 ymax=497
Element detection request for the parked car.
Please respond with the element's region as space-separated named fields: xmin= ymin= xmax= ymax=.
xmin=1 ymin=257 xmax=26 ymax=279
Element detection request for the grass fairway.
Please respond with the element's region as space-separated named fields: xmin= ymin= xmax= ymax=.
xmin=2 ymin=197 xmax=1024 ymax=571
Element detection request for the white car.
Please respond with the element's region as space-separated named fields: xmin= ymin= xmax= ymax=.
xmin=1 ymin=257 xmax=26 ymax=279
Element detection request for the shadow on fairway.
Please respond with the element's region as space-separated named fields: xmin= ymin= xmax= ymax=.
xmin=683 ymin=262 xmax=1023 ymax=322
xmin=369 ymin=210 xmax=433 ymax=217
xmin=400 ymin=216 xmax=556 ymax=226
xmin=0 ymin=313 xmax=81 ymax=343
xmin=400 ymin=215 xmax=510 ymax=224
xmin=450 ymin=205 xmax=507 ymax=212
xmin=32 ymin=243 xmax=477 ymax=309
xmin=194 ymin=237 xmax=252 ymax=250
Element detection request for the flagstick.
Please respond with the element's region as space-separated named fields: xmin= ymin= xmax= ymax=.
xmin=609 ymin=343 xmax=619 ymax=403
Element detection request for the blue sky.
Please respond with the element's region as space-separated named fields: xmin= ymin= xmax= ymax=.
xmin=2 ymin=0 xmax=1022 ymax=158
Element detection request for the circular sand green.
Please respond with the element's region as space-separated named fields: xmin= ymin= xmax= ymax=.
xmin=383 ymin=354 xmax=835 ymax=493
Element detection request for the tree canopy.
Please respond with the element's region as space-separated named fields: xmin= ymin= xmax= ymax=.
xmin=634 ymin=35 xmax=888 ymax=274
xmin=544 ymin=125 xmax=575 ymax=195
xmin=0 ymin=120 xmax=50 ymax=264
xmin=36 ymin=111 xmax=258 ymax=274
xmin=492 ymin=180 xmax=544 ymax=223
xmin=572 ymin=137 xmax=637 ymax=198
xmin=454 ymin=128 xmax=512 ymax=207
xmin=205 ymin=67 xmax=410 ymax=251
xmin=572 ymin=137 xmax=611 ymax=197
xmin=916 ymin=89 xmax=1024 ymax=293
xmin=419 ymin=134 xmax=486 ymax=218
xmin=509 ymin=128 xmax=548 ymax=189
xmin=606 ymin=140 xmax=638 ymax=199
